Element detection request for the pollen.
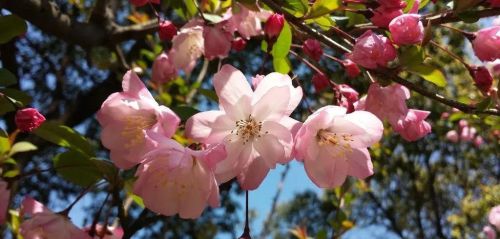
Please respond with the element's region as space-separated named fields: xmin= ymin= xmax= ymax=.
xmin=317 ymin=129 xmax=354 ymax=156
xmin=121 ymin=114 xmax=157 ymax=147
xmin=230 ymin=115 xmax=266 ymax=144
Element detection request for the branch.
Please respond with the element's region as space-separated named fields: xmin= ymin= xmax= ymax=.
xmin=425 ymin=8 xmax=500 ymax=26
xmin=0 ymin=0 xmax=158 ymax=48
xmin=367 ymin=192 xmax=405 ymax=238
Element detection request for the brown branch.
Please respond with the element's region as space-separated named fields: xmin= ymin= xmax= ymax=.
xmin=424 ymin=8 xmax=500 ymax=26
xmin=367 ymin=191 xmax=405 ymax=238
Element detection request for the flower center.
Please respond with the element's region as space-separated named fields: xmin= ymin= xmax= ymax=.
xmin=317 ymin=129 xmax=354 ymax=155
xmin=121 ymin=114 xmax=157 ymax=148
xmin=230 ymin=115 xmax=267 ymax=144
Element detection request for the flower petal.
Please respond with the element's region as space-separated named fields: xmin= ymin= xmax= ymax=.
xmin=262 ymin=120 xmax=294 ymax=163
xmin=304 ymin=148 xmax=349 ymax=188
xmin=253 ymin=72 xmax=303 ymax=115
xmin=237 ymin=157 xmax=270 ymax=190
xmin=346 ymin=148 xmax=373 ymax=179
xmin=185 ymin=110 xmax=233 ymax=144
xmin=332 ymin=111 xmax=383 ymax=148
xmin=213 ymin=65 xmax=253 ymax=113
xmin=251 ymin=85 xmax=290 ymax=122
xmin=254 ymin=133 xmax=285 ymax=168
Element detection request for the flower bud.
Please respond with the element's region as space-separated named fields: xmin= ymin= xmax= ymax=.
xmin=370 ymin=6 xmax=403 ymax=28
xmin=446 ymin=130 xmax=459 ymax=143
xmin=232 ymin=37 xmax=247 ymax=52
xmin=347 ymin=30 xmax=397 ymax=69
xmin=389 ymin=14 xmax=424 ymax=45
xmin=264 ymin=13 xmax=284 ymax=39
xmin=342 ymin=59 xmax=361 ymax=78
xmin=312 ymin=73 xmax=330 ymax=92
xmin=158 ymin=20 xmax=177 ymax=41
xmin=152 ymin=52 xmax=177 ymax=84
xmin=302 ymin=39 xmax=323 ymax=61
xmin=469 ymin=66 xmax=493 ymax=95
xmin=472 ymin=26 xmax=500 ymax=62
xmin=15 ymin=108 xmax=46 ymax=132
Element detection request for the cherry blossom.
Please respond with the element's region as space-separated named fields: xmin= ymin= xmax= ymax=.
xmin=294 ymin=106 xmax=383 ymax=188
xmin=446 ymin=130 xmax=459 ymax=142
xmin=347 ymin=30 xmax=397 ymax=69
xmin=185 ymin=65 xmax=302 ymax=190
xmin=0 ymin=180 xmax=9 ymax=225
xmin=225 ymin=3 xmax=270 ymax=39
xmin=15 ymin=108 xmax=46 ymax=132
xmin=232 ymin=37 xmax=247 ymax=51
xmin=489 ymin=205 xmax=500 ymax=230
xmin=133 ymin=139 xmax=220 ymax=219
xmin=472 ymin=26 xmax=500 ymax=62
xmin=312 ymin=73 xmax=330 ymax=92
xmin=151 ymin=52 xmax=177 ymax=84
xmin=96 ymin=71 xmax=180 ymax=169
xmin=342 ymin=59 xmax=361 ymax=78
xmin=377 ymin=0 xmax=407 ymax=8
xmin=169 ymin=21 xmax=204 ymax=73
xmin=85 ymin=225 xmax=124 ymax=239
xmin=203 ymin=25 xmax=233 ymax=60
xmin=483 ymin=226 xmax=496 ymax=239
xmin=20 ymin=197 xmax=90 ymax=239
xmin=393 ymin=109 xmax=432 ymax=142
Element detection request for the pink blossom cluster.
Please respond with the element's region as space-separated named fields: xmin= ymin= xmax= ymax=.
xmin=445 ymin=119 xmax=484 ymax=147
xmin=151 ymin=4 xmax=271 ymax=84
xmin=370 ymin=0 xmax=407 ymax=28
xmin=356 ymin=83 xmax=432 ymax=141
xmin=96 ymin=65 xmax=385 ymax=218
xmin=483 ymin=205 xmax=500 ymax=239
xmin=388 ymin=1 xmax=424 ymax=46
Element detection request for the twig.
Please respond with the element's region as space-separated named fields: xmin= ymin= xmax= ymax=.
xmin=259 ymin=164 xmax=290 ymax=238
xmin=186 ymin=59 xmax=209 ymax=104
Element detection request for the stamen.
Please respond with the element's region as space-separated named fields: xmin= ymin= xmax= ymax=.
xmin=231 ymin=115 xmax=266 ymax=144
xmin=121 ymin=114 xmax=157 ymax=147
xmin=317 ymin=129 xmax=354 ymax=157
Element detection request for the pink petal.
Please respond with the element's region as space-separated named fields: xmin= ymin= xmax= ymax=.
xmin=21 ymin=197 xmax=51 ymax=216
xmin=253 ymin=134 xmax=285 ymax=168
xmin=304 ymin=148 xmax=349 ymax=188
xmin=237 ymin=157 xmax=270 ymax=190
xmin=332 ymin=111 xmax=383 ymax=148
xmin=213 ymin=65 xmax=253 ymax=114
xmin=346 ymin=148 xmax=374 ymax=179
xmin=251 ymin=85 xmax=290 ymax=122
xmin=122 ymin=70 xmax=154 ymax=100
xmin=262 ymin=120 xmax=294 ymax=163
xmin=253 ymin=72 xmax=303 ymax=115
xmin=185 ymin=110 xmax=233 ymax=144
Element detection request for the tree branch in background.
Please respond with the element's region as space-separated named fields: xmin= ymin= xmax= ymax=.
xmin=367 ymin=192 xmax=404 ymax=238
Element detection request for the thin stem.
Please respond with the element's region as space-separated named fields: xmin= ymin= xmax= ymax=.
xmin=329 ymin=26 xmax=355 ymax=43
xmin=439 ymin=24 xmax=475 ymax=40
xmin=60 ymin=181 xmax=106 ymax=216
xmin=289 ymin=50 xmax=324 ymax=74
xmin=323 ymin=53 xmax=344 ymax=64
xmin=186 ymin=58 xmax=209 ymax=104
xmin=429 ymin=40 xmax=469 ymax=68
xmin=192 ymin=0 xmax=207 ymax=23
xmin=238 ymin=191 xmax=251 ymax=238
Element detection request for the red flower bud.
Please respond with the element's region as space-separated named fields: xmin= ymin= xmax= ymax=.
xmin=469 ymin=66 xmax=493 ymax=95
xmin=158 ymin=20 xmax=177 ymax=41
xmin=342 ymin=59 xmax=361 ymax=78
xmin=15 ymin=108 xmax=46 ymax=132
xmin=264 ymin=14 xmax=285 ymax=39
xmin=130 ymin=0 xmax=159 ymax=7
xmin=302 ymin=39 xmax=323 ymax=61
xmin=312 ymin=73 xmax=330 ymax=92
xmin=232 ymin=37 xmax=247 ymax=52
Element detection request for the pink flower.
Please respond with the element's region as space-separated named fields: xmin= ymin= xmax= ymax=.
xmin=294 ymin=106 xmax=383 ymax=188
xmin=15 ymin=108 xmax=46 ymax=132
xmin=377 ymin=0 xmax=407 ymax=8
xmin=347 ymin=30 xmax=397 ymax=69
xmin=446 ymin=130 xmax=459 ymax=143
xmin=389 ymin=14 xmax=424 ymax=45
xmin=473 ymin=136 xmax=484 ymax=147
xmin=469 ymin=66 xmax=493 ymax=94
xmin=312 ymin=73 xmax=330 ymax=92
xmin=370 ymin=6 xmax=403 ymax=28
xmin=85 ymin=225 xmax=123 ymax=239
xmin=472 ymin=26 xmax=500 ymax=62
xmin=264 ymin=13 xmax=285 ymax=38
xmin=251 ymin=74 xmax=265 ymax=90
xmin=96 ymin=71 xmax=180 ymax=169
xmin=363 ymin=83 xmax=410 ymax=124
xmin=232 ymin=37 xmax=247 ymax=51
xmin=133 ymin=139 xmax=220 ymax=219
xmin=203 ymin=25 xmax=233 ymax=60
xmin=169 ymin=22 xmax=204 ymax=73
xmin=460 ymin=126 xmax=477 ymax=142
xmin=151 ymin=52 xmax=177 ymax=84
xmin=393 ymin=109 xmax=431 ymax=141
xmin=185 ymin=65 xmax=302 ymax=190
xmin=0 ymin=180 xmax=10 ymax=225
xmin=20 ymin=197 xmax=90 ymax=239
xmin=225 ymin=4 xmax=270 ymax=39
xmin=129 ymin=0 xmax=159 ymax=7
xmin=489 ymin=205 xmax=500 ymax=230
xmin=342 ymin=59 xmax=361 ymax=78
xmin=302 ymin=39 xmax=323 ymax=61
xmin=338 ymin=84 xmax=359 ymax=113
xmin=158 ymin=20 xmax=177 ymax=41
xmin=483 ymin=226 xmax=497 ymax=239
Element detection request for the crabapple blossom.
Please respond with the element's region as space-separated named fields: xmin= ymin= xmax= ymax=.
xmin=169 ymin=22 xmax=204 ymax=73
xmin=460 ymin=126 xmax=477 ymax=142
xmin=474 ymin=136 xmax=484 ymax=147
xmin=264 ymin=13 xmax=285 ymax=38
xmin=0 ymin=180 xmax=9 ymax=225
xmin=312 ymin=73 xmax=330 ymax=92
xmin=337 ymin=84 xmax=359 ymax=113
xmin=472 ymin=26 xmax=500 ymax=62
xmin=96 ymin=71 xmax=180 ymax=169
xmin=15 ymin=108 xmax=46 ymax=132
xmin=225 ymin=3 xmax=270 ymax=39
xmin=342 ymin=59 xmax=361 ymax=78
xmin=151 ymin=52 xmax=177 ymax=84
xmin=203 ymin=25 xmax=233 ymax=60
xmin=489 ymin=205 xmax=500 ymax=230
xmin=20 ymin=197 xmax=90 ymax=239
xmin=483 ymin=226 xmax=496 ymax=239
xmin=294 ymin=106 xmax=383 ymax=188
xmin=185 ymin=65 xmax=302 ymax=190
xmin=446 ymin=130 xmax=459 ymax=142
xmin=370 ymin=6 xmax=403 ymax=28
xmin=232 ymin=37 xmax=247 ymax=51
xmin=133 ymin=139 xmax=220 ymax=219
xmin=85 ymin=225 xmax=124 ymax=239
xmin=389 ymin=14 xmax=424 ymax=45
xmin=393 ymin=109 xmax=432 ymax=142
xmin=302 ymin=39 xmax=323 ymax=61
xmin=158 ymin=20 xmax=177 ymax=41
xmin=469 ymin=66 xmax=494 ymax=94
xmin=347 ymin=30 xmax=397 ymax=69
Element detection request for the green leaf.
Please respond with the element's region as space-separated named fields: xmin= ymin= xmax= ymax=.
xmin=476 ymin=97 xmax=492 ymax=111
xmin=457 ymin=11 xmax=480 ymax=23
xmin=198 ymin=88 xmax=218 ymax=102
xmin=282 ymin=0 xmax=309 ymax=17
xmin=312 ymin=16 xmax=336 ymax=30
xmin=306 ymin=0 xmax=341 ymax=19
xmin=9 ymin=141 xmax=37 ymax=156
xmin=273 ymin=57 xmax=291 ymax=74
xmin=0 ymin=97 xmax=15 ymax=115
xmin=53 ymin=150 xmax=102 ymax=186
xmin=91 ymin=159 xmax=119 ymax=183
xmin=407 ymin=64 xmax=447 ymax=87
xmin=271 ymin=22 xmax=292 ymax=58
xmin=202 ymin=13 xmax=224 ymax=24
xmin=399 ymin=45 xmax=425 ymax=67
xmin=34 ymin=121 xmax=95 ymax=157
xmin=3 ymin=168 xmax=20 ymax=178
xmin=0 ymin=15 xmax=27 ymax=44
xmin=0 ymin=129 xmax=10 ymax=155
xmin=0 ymin=69 xmax=17 ymax=87
xmin=172 ymin=105 xmax=200 ymax=122
xmin=0 ymin=88 xmax=32 ymax=107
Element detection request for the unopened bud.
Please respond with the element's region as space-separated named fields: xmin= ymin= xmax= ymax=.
xmin=158 ymin=20 xmax=177 ymax=41
xmin=15 ymin=108 xmax=46 ymax=132
xmin=264 ymin=14 xmax=285 ymax=39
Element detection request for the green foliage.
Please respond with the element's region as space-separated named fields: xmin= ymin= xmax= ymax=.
xmin=53 ymin=150 xmax=102 ymax=187
xmin=306 ymin=0 xmax=341 ymax=19
xmin=0 ymin=69 xmax=17 ymax=87
xmin=8 ymin=141 xmax=37 ymax=157
xmin=271 ymin=22 xmax=292 ymax=74
xmin=407 ymin=64 xmax=447 ymax=87
xmin=281 ymin=0 xmax=309 ymax=17
xmin=34 ymin=121 xmax=95 ymax=157
xmin=172 ymin=105 xmax=200 ymax=122
xmin=0 ymin=15 xmax=27 ymax=44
